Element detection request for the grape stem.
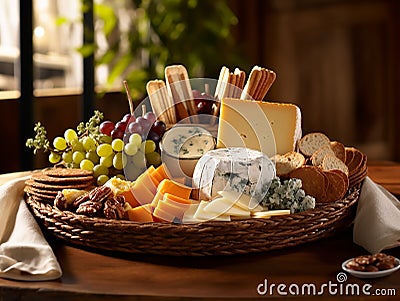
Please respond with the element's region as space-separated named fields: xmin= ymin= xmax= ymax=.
xmin=142 ymin=104 xmax=146 ymax=117
xmin=123 ymin=80 xmax=134 ymax=115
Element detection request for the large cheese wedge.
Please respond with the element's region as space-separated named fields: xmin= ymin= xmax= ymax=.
xmin=216 ymin=98 xmax=302 ymax=156
xmin=192 ymin=147 xmax=276 ymax=202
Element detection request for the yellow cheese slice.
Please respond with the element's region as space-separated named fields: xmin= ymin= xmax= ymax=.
xmin=203 ymin=197 xmax=251 ymax=217
xmin=216 ymin=98 xmax=302 ymax=156
xmin=217 ymin=190 xmax=264 ymax=212
xmin=193 ymin=200 xmax=231 ymax=221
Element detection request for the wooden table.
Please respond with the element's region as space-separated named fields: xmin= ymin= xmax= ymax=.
xmin=1 ymin=162 xmax=399 ymax=300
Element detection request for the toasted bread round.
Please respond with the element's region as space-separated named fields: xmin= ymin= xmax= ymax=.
xmin=272 ymin=151 xmax=305 ymax=176
xmin=321 ymin=154 xmax=349 ymax=176
xmin=289 ymin=166 xmax=327 ymax=202
xmin=298 ymin=132 xmax=331 ymax=157
xmin=330 ymin=141 xmax=346 ymax=162
xmin=311 ymin=144 xmax=335 ymax=166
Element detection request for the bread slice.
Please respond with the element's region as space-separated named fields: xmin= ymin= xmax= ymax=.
xmin=321 ymin=154 xmax=349 ymax=176
xmin=272 ymin=151 xmax=305 ymax=176
xmin=298 ymin=132 xmax=331 ymax=157
xmin=330 ymin=141 xmax=346 ymax=162
xmin=311 ymin=144 xmax=335 ymax=166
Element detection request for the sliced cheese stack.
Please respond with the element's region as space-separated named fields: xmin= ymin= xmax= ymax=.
xmin=192 ymin=147 xmax=276 ymax=203
xmin=216 ymin=98 xmax=302 ymax=157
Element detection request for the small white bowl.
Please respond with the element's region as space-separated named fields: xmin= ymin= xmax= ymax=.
xmin=160 ymin=125 xmax=215 ymax=179
xmin=342 ymin=257 xmax=400 ymax=279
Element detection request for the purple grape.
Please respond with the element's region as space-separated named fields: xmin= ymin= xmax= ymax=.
xmin=147 ymin=131 xmax=161 ymax=144
xmin=111 ymin=128 xmax=124 ymax=140
xmin=137 ymin=116 xmax=152 ymax=133
xmin=151 ymin=120 xmax=167 ymax=136
xmin=122 ymin=113 xmax=135 ymax=123
xmin=115 ymin=121 xmax=127 ymax=132
xmin=144 ymin=112 xmax=156 ymax=124
xmin=128 ymin=121 xmax=143 ymax=134
xmin=99 ymin=121 xmax=115 ymax=136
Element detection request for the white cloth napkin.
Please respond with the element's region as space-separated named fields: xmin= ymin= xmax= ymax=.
xmin=353 ymin=176 xmax=400 ymax=254
xmin=0 ymin=176 xmax=62 ymax=281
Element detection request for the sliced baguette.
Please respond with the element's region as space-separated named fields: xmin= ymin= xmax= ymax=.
xmin=310 ymin=144 xmax=335 ymax=166
xmin=321 ymin=154 xmax=349 ymax=176
xmin=298 ymin=132 xmax=331 ymax=157
xmin=271 ymin=151 xmax=305 ymax=177
xmin=330 ymin=141 xmax=346 ymax=163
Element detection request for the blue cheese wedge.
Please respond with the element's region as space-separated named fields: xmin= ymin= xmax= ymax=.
xmin=192 ymin=147 xmax=276 ymax=203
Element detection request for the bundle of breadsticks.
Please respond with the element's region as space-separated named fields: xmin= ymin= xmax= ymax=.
xmin=145 ymin=64 xmax=276 ymax=123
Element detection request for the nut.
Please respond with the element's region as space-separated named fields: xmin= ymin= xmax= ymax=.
xmin=347 ymin=253 xmax=399 ymax=272
xmin=103 ymin=196 xmax=125 ymax=220
xmin=76 ymin=200 xmax=103 ymax=217
xmin=89 ymin=186 xmax=112 ymax=203
xmin=54 ymin=191 xmax=68 ymax=210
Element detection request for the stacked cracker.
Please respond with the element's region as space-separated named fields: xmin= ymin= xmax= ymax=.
xmin=146 ymin=64 xmax=277 ymax=123
xmin=272 ymin=132 xmax=367 ymax=203
xmin=146 ymin=65 xmax=197 ymax=124
xmin=24 ymin=168 xmax=94 ymax=204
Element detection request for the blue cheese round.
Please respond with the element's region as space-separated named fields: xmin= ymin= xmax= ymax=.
xmin=193 ymin=147 xmax=276 ymax=202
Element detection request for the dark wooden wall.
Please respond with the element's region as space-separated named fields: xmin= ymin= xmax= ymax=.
xmin=230 ymin=0 xmax=400 ymax=161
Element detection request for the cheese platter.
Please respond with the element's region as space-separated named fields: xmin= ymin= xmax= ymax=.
xmin=24 ymin=64 xmax=367 ymax=256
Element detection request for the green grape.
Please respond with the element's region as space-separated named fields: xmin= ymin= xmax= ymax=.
xmin=146 ymin=152 xmax=161 ymax=167
xmin=124 ymin=142 xmax=138 ymax=156
xmin=132 ymin=151 xmax=146 ymax=168
xmin=72 ymin=151 xmax=85 ymax=164
xmin=97 ymin=175 xmax=109 ymax=186
xmin=93 ymin=164 xmax=109 ymax=178
xmin=140 ymin=140 xmax=156 ymax=154
xmin=64 ymin=128 xmax=78 ymax=144
xmin=49 ymin=152 xmax=61 ymax=164
xmin=115 ymin=174 xmax=125 ymax=180
xmin=85 ymin=150 xmax=100 ymax=164
xmin=111 ymin=138 xmax=124 ymax=152
xmin=71 ymin=139 xmax=85 ymax=152
xmin=62 ymin=151 xmax=73 ymax=163
xmin=53 ymin=137 xmax=67 ymax=151
xmin=129 ymin=133 xmax=142 ymax=147
xmin=100 ymin=153 xmax=114 ymax=168
xmin=82 ymin=136 xmax=96 ymax=151
xmin=99 ymin=135 xmax=112 ymax=144
xmin=113 ymin=152 xmax=124 ymax=170
xmin=97 ymin=143 xmax=113 ymax=157
xmin=80 ymin=159 xmax=94 ymax=171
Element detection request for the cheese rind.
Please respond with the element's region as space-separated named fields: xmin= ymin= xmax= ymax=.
xmin=216 ymin=98 xmax=302 ymax=156
xmin=192 ymin=147 xmax=276 ymax=202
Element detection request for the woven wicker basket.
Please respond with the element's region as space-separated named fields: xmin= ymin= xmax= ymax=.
xmin=25 ymin=185 xmax=361 ymax=256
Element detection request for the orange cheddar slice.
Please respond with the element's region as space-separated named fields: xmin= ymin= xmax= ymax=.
xmin=151 ymin=163 xmax=169 ymax=182
xmin=163 ymin=193 xmax=192 ymax=205
xmin=127 ymin=204 xmax=154 ymax=222
xmin=157 ymin=179 xmax=192 ymax=198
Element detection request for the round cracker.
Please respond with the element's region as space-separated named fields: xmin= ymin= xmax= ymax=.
xmin=289 ymin=166 xmax=327 ymax=202
xmin=43 ymin=168 xmax=93 ymax=178
xmin=323 ymin=170 xmax=348 ymax=202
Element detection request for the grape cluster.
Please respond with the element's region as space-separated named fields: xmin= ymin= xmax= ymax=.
xmin=27 ymin=110 xmax=167 ymax=185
